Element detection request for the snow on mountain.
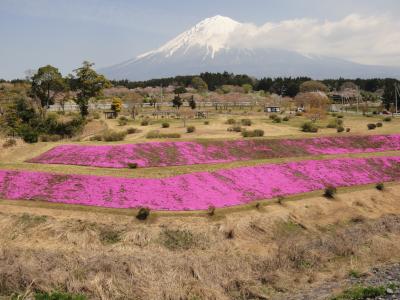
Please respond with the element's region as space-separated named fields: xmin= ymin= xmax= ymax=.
xmin=100 ymin=15 xmax=400 ymax=80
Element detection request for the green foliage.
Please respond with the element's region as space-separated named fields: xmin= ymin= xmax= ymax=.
xmin=161 ymin=122 xmax=170 ymax=128
xmin=337 ymin=126 xmax=345 ymax=133
xmin=301 ymin=121 xmax=318 ymax=133
xmin=383 ymin=116 xmax=392 ymax=122
xmin=330 ymin=285 xmax=390 ymax=300
xmin=240 ymin=119 xmax=252 ymax=126
xmin=30 ymin=65 xmax=65 ymax=108
xmin=186 ymin=126 xmax=196 ymax=133
xmin=272 ymin=116 xmax=282 ymax=123
xmin=241 ymin=129 xmax=264 ymax=137
xmin=172 ymin=95 xmax=182 ymax=109
xmin=227 ymin=126 xmax=242 ymax=132
xmin=188 ymin=96 xmax=196 ymax=109
xmin=173 ymin=86 xmax=187 ymax=94
xmin=18 ymin=291 xmax=87 ymax=300
xmin=367 ymin=123 xmax=376 ymax=130
xmin=99 ymin=228 xmax=121 ymax=244
xmin=191 ymin=76 xmax=208 ymax=92
xmin=282 ymin=116 xmax=290 ymax=121
xmin=242 ymin=83 xmax=253 ymax=93
xmin=126 ymin=127 xmax=137 ymax=134
xmin=299 ymin=80 xmax=329 ymax=93
xmin=376 ymin=122 xmax=383 ymax=127
xmin=204 ymin=120 xmax=209 ymax=125
xmin=375 ymin=182 xmax=384 ymax=191
xmin=127 ymin=162 xmax=138 ymax=169
xmin=72 ymin=61 xmax=111 ymax=117
xmin=111 ymin=97 xmax=123 ymax=113
xmin=19 ymin=124 xmax=39 ymax=143
xmin=146 ymin=130 xmax=181 ymax=139
xmin=225 ymin=118 xmax=236 ymax=125
xmin=141 ymin=119 xmax=149 ymax=126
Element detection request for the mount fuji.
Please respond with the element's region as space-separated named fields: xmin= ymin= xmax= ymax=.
xmin=100 ymin=15 xmax=400 ymax=80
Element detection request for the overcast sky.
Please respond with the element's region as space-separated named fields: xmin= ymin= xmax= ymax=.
xmin=1 ymin=0 xmax=399 ymax=79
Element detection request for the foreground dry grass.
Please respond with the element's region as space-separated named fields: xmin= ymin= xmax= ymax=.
xmin=1 ymin=184 xmax=400 ymax=299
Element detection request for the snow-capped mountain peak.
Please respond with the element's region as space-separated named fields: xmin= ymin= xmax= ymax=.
xmin=138 ymin=15 xmax=241 ymax=60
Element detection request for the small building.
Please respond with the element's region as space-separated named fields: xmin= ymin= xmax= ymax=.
xmin=264 ymin=106 xmax=281 ymax=113
xmin=104 ymin=111 xmax=117 ymax=119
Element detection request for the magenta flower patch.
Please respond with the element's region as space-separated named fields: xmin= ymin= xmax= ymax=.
xmin=28 ymin=134 xmax=400 ymax=168
xmin=2 ymin=156 xmax=400 ymax=210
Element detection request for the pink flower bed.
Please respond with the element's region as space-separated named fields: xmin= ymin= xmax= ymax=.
xmin=28 ymin=134 xmax=400 ymax=168
xmin=2 ymin=156 xmax=400 ymax=210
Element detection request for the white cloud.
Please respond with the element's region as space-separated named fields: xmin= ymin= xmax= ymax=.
xmin=230 ymin=14 xmax=400 ymax=66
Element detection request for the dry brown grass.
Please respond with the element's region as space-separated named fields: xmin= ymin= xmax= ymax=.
xmin=1 ymin=185 xmax=400 ymax=299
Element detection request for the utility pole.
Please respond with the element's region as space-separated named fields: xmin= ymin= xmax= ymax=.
xmin=395 ymin=83 xmax=399 ymax=115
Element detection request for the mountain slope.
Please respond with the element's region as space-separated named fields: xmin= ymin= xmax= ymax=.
xmin=100 ymin=15 xmax=400 ymax=80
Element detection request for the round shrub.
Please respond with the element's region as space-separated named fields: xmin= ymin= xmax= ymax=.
xmin=118 ymin=116 xmax=129 ymax=126
xmin=282 ymin=116 xmax=289 ymax=122
xmin=367 ymin=123 xmax=376 ymax=130
xmin=126 ymin=127 xmax=137 ymax=134
xmin=376 ymin=122 xmax=383 ymax=127
xmin=186 ymin=126 xmax=196 ymax=133
xmin=102 ymin=130 xmax=126 ymax=142
xmin=241 ymin=119 xmax=252 ymax=126
xmin=337 ymin=126 xmax=345 ymax=133
xmin=272 ymin=117 xmax=282 ymax=123
xmin=301 ymin=122 xmax=318 ymax=133
xmin=89 ymin=135 xmax=102 ymax=141
xmin=375 ymin=182 xmax=384 ymax=191
xmin=346 ymin=128 xmax=351 ymax=132
xmin=225 ymin=118 xmax=236 ymax=125
xmin=295 ymin=112 xmax=303 ymax=116
xmin=383 ymin=116 xmax=392 ymax=122
xmin=19 ymin=127 xmax=39 ymax=143
xmin=242 ymin=129 xmax=264 ymax=137
xmin=227 ymin=126 xmax=242 ymax=132
xmin=204 ymin=120 xmax=210 ymax=125
xmin=136 ymin=207 xmax=150 ymax=220
xmin=337 ymin=114 xmax=344 ymax=118
xmin=269 ymin=114 xmax=278 ymax=120
xmin=161 ymin=122 xmax=170 ymax=128
xmin=141 ymin=119 xmax=149 ymax=126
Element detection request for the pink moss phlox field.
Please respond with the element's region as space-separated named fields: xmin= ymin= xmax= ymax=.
xmin=28 ymin=134 xmax=400 ymax=168
xmin=2 ymin=156 xmax=400 ymax=210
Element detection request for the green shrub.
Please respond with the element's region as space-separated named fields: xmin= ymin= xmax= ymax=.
xmin=207 ymin=206 xmax=216 ymax=216
xmin=89 ymin=135 xmax=102 ymax=141
xmin=99 ymin=228 xmax=121 ymax=244
xmin=127 ymin=162 xmax=138 ymax=169
xmin=225 ymin=118 xmax=236 ymax=124
xmin=2 ymin=138 xmax=16 ymax=148
xmin=118 ymin=116 xmax=128 ymax=126
xmin=272 ymin=116 xmax=282 ymax=123
xmin=19 ymin=126 xmax=39 ymax=143
xmin=324 ymin=186 xmax=337 ymax=198
xmin=126 ymin=127 xmax=137 ymax=134
xmin=204 ymin=120 xmax=209 ymax=125
xmin=241 ymin=119 xmax=252 ymax=126
xmin=161 ymin=122 xmax=170 ymax=128
xmin=331 ymin=285 xmax=389 ymax=300
xmin=146 ymin=130 xmax=181 ymax=139
xmin=92 ymin=112 xmax=100 ymax=119
xmin=367 ymin=123 xmax=376 ymax=130
xmin=376 ymin=122 xmax=383 ymax=127
xmin=227 ymin=126 xmax=242 ymax=132
xmin=337 ymin=114 xmax=344 ymax=118
xmin=28 ymin=291 xmax=87 ymax=300
xmin=337 ymin=126 xmax=345 ymax=133
xmin=102 ymin=130 xmax=126 ymax=142
xmin=383 ymin=116 xmax=392 ymax=122
xmin=136 ymin=207 xmax=150 ymax=220
xmin=301 ymin=122 xmax=318 ymax=133
xmin=375 ymin=182 xmax=384 ymax=191
xmin=346 ymin=128 xmax=351 ymax=132
xmin=295 ymin=112 xmax=303 ymax=116
xmin=141 ymin=119 xmax=149 ymax=126
xmin=269 ymin=114 xmax=278 ymax=120
xmin=186 ymin=126 xmax=196 ymax=133
xmin=242 ymin=129 xmax=264 ymax=137
xmin=282 ymin=116 xmax=289 ymax=121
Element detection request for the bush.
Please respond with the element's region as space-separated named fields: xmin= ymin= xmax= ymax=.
xmin=126 ymin=127 xmax=137 ymax=134
xmin=346 ymin=128 xmax=351 ymax=132
xmin=295 ymin=112 xmax=303 ymax=116
xmin=225 ymin=118 xmax=236 ymax=124
xmin=136 ymin=207 xmax=150 ymax=220
xmin=383 ymin=116 xmax=392 ymax=122
xmin=324 ymin=186 xmax=337 ymax=198
xmin=146 ymin=130 xmax=181 ymax=139
xmin=102 ymin=130 xmax=126 ymax=142
xmin=40 ymin=134 xmax=62 ymax=142
xmin=376 ymin=122 xmax=383 ymax=127
xmin=337 ymin=126 xmax=345 ymax=133
xmin=186 ymin=126 xmax=196 ymax=133
xmin=159 ymin=229 xmax=195 ymax=250
xmin=204 ymin=120 xmax=209 ymax=125
xmin=30 ymin=291 xmax=87 ymax=300
xmin=242 ymin=129 xmax=264 ymax=137
xmin=301 ymin=122 xmax=318 ymax=133
xmin=376 ymin=182 xmax=384 ymax=191
xmin=337 ymin=114 xmax=344 ymax=118
xmin=127 ymin=162 xmax=138 ymax=169
xmin=241 ymin=119 xmax=252 ymax=126
xmin=207 ymin=206 xmax=216 ymax=216
xmin=141 ymin=119 xmax=149 ymax=126
xmin=19 ymin=126 xmax=39 ymax=143
xmin=118 ymin=116 xmax=128 ymax=126
xmin=2 ymin=138 xmax=16 ymax=148
xmin=92 ymin=112 xmax=100 ymax=119
xmin=282 ymin=116 xmax=289 ymax=122
xmin=272 ymin=117 xmax=282 ymax=123
xmin=227 ymin=126 xmax=242 ymax=132
xmin=269 ymin=114 xmax=278 ymax=120
xmin=367 ymin=123 xmax=376 ymax=130
xmin=161 ymin=122 xmax=170 ymax=128
xmin=89 ymin=135 xmax=102 ymax=141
